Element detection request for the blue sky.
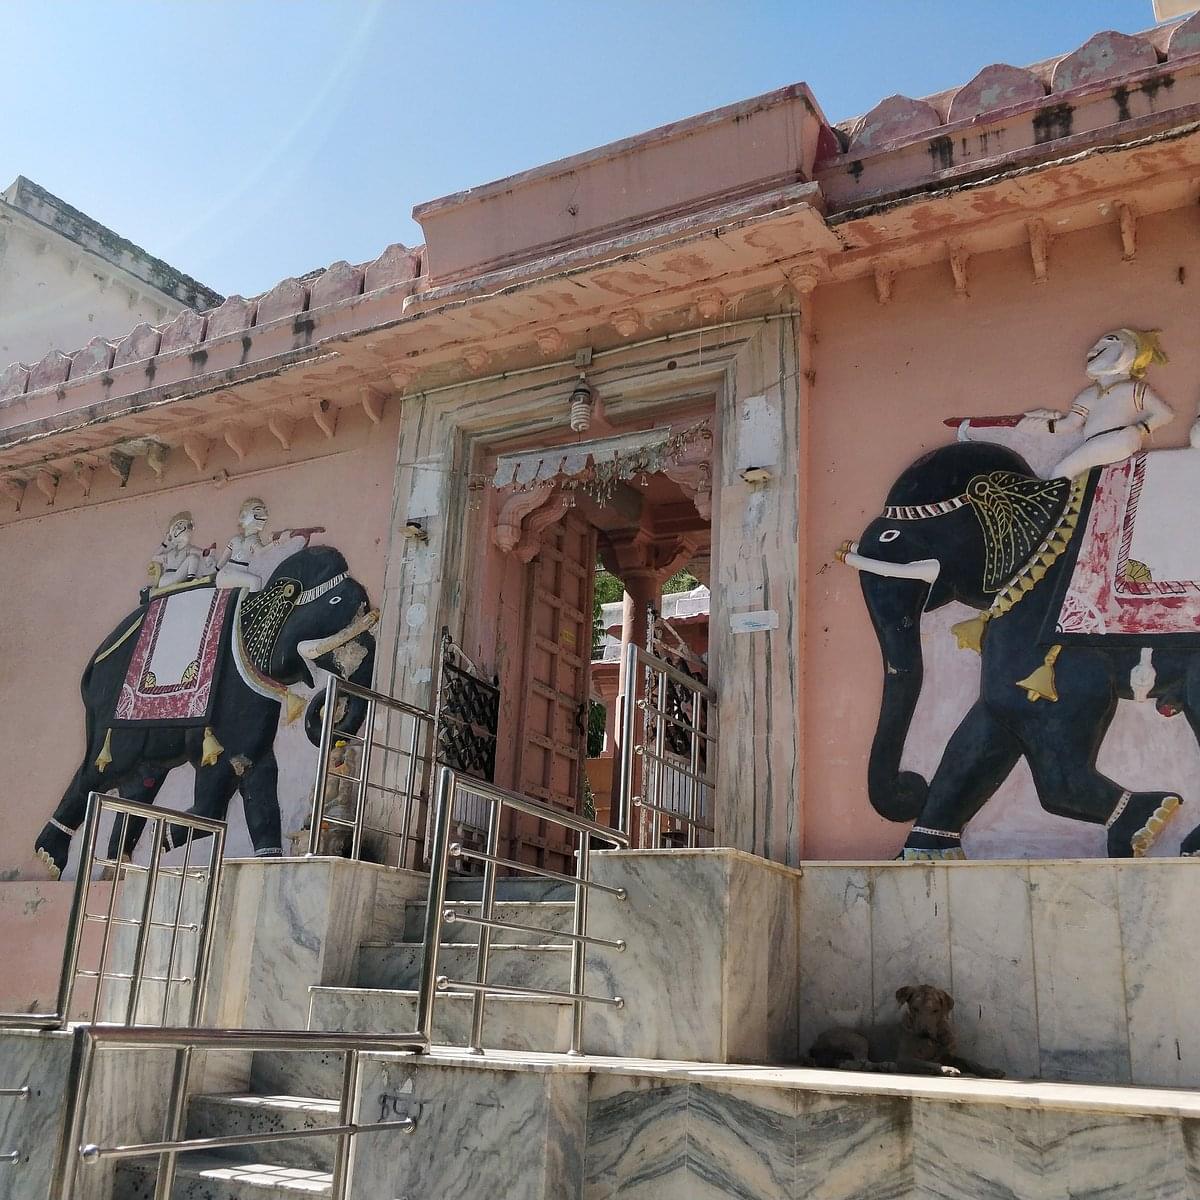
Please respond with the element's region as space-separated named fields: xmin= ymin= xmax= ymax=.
xmin=3 ymin=1 xmax=1167 ymax=297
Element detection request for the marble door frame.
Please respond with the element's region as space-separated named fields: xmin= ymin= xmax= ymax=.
xmin=375 ymin=317 xmax=805 ymax=865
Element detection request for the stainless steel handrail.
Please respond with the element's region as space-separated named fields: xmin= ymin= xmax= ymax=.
xmin=53 ymin=1025 xmax=428 ymax=1200
xmin=0 ymin=793 xmax=225 ymax=1030
xmin=0 ymin=1085 xmax=30 ymax=1168
xmin=309 ymin=676 xmax=435 ymax=868
xmin=619 ymin=643 xmax=717 ymax=848
xmin=417 ymin=767 xmax=628 ymax=1055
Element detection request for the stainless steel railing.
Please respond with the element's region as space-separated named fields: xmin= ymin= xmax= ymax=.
xmin=416 ymin=766 xmax=629 ymax=1055
xmin=1 ymin=1085 xmax=30 ymax=1166
xmin=309 ymin=676 xmax=435 ymax=868
xmin=0 ymin=792 xmax=225 ymax=1030
xmin=52 ymin=1024 xmax=428 ymax=1200
xmin=619 ymin=643 xmax=717 ymax=848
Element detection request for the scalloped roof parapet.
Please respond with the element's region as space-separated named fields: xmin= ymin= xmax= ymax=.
xmin=846 ymin=95 xmax=942 ymax=153
xmin=947 ymin=64 xmax=1046 ymax=123
xmin=309 ymin=261 xmax=364 ymax=309
xmin=1168 ymin=12 xmax=1200 ymax=58
xmin=364 ymin=243 xmax=421 ymax=293
xmin=112 ymin=323 xmax=162 ymax=368
xmin=1051 ymin=30 xmax=1161 ymax=93
xmin=256 ymin=277 xmax=308 ymax=324
xmin=70 ymin=337 xmax=115 ymax=376
xmin=204 ymin=295 xmax=257 ymax=341
xmin=0 ymin=363 xmax=30 ymax=403
xmin=28 ymin=349 xmax=72 ymax=391
xmin=158 ymin=309 xmax=207 ymax=355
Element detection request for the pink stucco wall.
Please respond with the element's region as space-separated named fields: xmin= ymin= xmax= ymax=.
xmin=804 ymin=206 xmax=1200 ymax=860
xmin=0 ymin=405 xmax=399 ymax=879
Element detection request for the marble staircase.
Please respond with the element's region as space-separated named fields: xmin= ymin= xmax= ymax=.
xmin=114 ymin=1093 xmax=338 ymax=1198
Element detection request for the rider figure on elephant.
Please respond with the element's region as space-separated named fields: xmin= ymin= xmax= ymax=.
xmin=1019 ymin=328 xmax=1173 ymax=480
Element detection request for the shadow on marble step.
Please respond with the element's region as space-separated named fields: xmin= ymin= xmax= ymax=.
xmin=356 ymin=942 xmax=573 ymax=990
xmin=186 ymin=1093 xmax=339 ymax=1172
xmin=401 ymin=899 xmax=575 ymax=942
xmin=114 ymin=1152 xmax=332 ymax=1198
xmin=443 ymin=876 xmax=572 ymax=901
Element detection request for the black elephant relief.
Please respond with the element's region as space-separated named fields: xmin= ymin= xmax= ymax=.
xmin=839 ymin=441 xmax=1197 ymax=861
xmin=34 ymin=544 xmax=377 ymax=877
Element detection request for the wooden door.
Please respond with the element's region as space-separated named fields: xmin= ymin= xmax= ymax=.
xmin=509 ymin=512 xmax=596 ymax=872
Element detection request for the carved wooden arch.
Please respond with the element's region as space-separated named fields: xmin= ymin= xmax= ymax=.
xmin=492 ymin=484 xmax=574 ymax=563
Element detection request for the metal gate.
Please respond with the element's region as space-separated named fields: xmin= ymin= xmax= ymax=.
xmin=619 ymin=612 xmax=717 ymax=847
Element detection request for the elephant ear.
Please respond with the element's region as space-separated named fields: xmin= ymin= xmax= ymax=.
xmin=237 ymin=577 xmax=302 ymax=674
xmin=966 ymin=471 xmax=1071 ymax=593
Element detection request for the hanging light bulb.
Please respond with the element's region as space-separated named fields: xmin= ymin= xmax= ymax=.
xmin=569 ymin=377 xmax=594 ymax=432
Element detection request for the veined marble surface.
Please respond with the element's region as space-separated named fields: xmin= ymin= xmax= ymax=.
xmin=352 ymin=1056 xmax=586 ymax=1200
xmin=355 ymin=941 xmax=572 ymax=991
xmin=585 ymin=849 xmax=801 ymax=1063
xmin=0 ymin=1028 xmax=73 ymax=1200
xmin=201 ymin=858 xmax=408 ymax=1031
xmin=797 ymin=860 xmax=1200 ymax=1088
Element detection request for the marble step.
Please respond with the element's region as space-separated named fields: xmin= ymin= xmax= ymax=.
xmin=185 ymin=1093 xmax=339 ymax=1172
xmin=443 ymin=876 xmax=572 ymax=901
xmin=356 ymin=941 xmax=573 ymax=990
xmin=253 ymin=986 xmax=575 ymax=1095
xmin=401 ymin=899 xmax=575 ymax=943
xmin=114 ymin=1152 xmax=332 ymax=1198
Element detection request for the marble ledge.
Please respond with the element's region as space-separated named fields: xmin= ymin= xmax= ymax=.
xmin=392 ymin=1047 xmax=1200 ymax=1121
xmin=597 ymin=847 xmax=804 ymax=881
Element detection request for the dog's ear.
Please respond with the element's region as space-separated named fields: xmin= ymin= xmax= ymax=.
xmin=895 ymin=986 xmax=914 ymax=1006
xmin=941 ymin=990 xmax=955 ymax=1013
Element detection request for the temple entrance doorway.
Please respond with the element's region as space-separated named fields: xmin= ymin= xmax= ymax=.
xmin=459 ymin=403 xmax=714 ymax=868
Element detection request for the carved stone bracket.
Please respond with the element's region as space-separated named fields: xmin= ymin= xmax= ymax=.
xmin=493 ymin=484 xmax=573 ymax=562
xmin=662 ymin=430 xmax=714 ymax=520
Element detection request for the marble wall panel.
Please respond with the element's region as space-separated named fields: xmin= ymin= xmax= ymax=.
xmin=795 ymin=1091 xmax=912 ymax=1200
xmin=1118 ymin=863 xmax=1200 ymax=1089
xmin=585 ymin=852 xmax=729 ymax=1062
xmin=724 ymin=855 xmax=802 ymax=1064
xmin=686 ymin=1081 xmax=795 ymax=1199
xmin=353 ymin=1056 xmax=587 ymax=1200
xmin=799 ymin=862 xmax=1200 ymax=1088
xmin=586 ymin=850 xmax=801 ymax=1063
xmin=584 ymin=1074 xmax=690 ymax=1200
xmin=0 ymin=1029 xmax=72 ymax=1200
xmin=868 ymin=864 xmax=951 ymax=1027
xmin=795 ymin=866 xmax=873 ymax=1053
xmin=1028 ymin=864 xmax=1129 ymax=1083
xmin=944 ymin=864 xmax=1039 ymax=1078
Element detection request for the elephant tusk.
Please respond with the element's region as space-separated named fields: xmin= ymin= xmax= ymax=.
xmin=838 ymin=543 xmax=941 ymax=584
xmin=298 ymin=608 xmax=380 ymax=660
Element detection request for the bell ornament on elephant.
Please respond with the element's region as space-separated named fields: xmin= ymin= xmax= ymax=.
xmin=837 ymin=439 xmax=1200 ymax=861
xmin=33 ymin=543 xmax=378 ymax=879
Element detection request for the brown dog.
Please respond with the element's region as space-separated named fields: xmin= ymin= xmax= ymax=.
xmin=808 ymin=984 xmax=1004 ymax=1078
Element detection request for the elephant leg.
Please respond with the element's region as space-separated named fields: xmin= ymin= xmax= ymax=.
xmin=1021 ymin=710 xmax=1182 ymax=858
xmin=900 ymin=702 xmax=1022 ymax=860
xmin=239 ymin=751 xmax=284 ymax=858
xmin=35 ymin=728 xmax=146 ymax=878
xmin=103 ymin=766 xmax=173 ymax=863
xmin=162 ymin=759 xmax=240 ymax=855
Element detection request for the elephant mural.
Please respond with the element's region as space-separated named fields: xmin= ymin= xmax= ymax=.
xmin=838 ymin=439 xmax=1200 ymax=861
xmin=34 ymin=542 xmax=378 ymax=877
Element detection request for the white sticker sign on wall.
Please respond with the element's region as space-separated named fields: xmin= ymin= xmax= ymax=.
xmin=730 ymin=609 xmax=779 ymax=634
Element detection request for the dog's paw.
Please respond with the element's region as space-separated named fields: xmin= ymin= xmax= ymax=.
xmin=938 ymin=1065 xmax=961 ymax=1076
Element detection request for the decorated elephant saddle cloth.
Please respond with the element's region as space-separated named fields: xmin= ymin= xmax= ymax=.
xmin=112 ymin=581 xmax=233 ymax=725
xmin=1054 ymin=448 xmax=1200 ymax=641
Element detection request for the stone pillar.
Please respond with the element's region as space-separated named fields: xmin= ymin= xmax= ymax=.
xmin=711 ymin=314 xmax=806 ymax=865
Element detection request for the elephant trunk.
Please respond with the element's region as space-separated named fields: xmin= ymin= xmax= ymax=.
xmin=861 ymin=575 xmax=931 ymax=822
xmin=303 ymin=631 xmax=377 ymax=747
